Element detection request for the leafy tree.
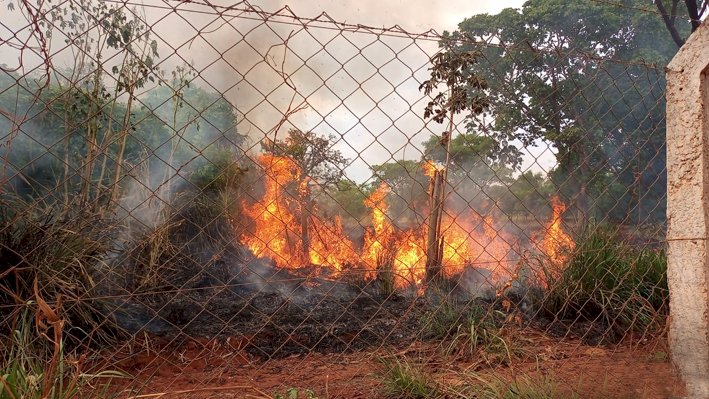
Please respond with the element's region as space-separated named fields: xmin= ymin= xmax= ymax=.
xmin=263 ymin=129 xmax=348 ymax=186
xmin=427 ymin=0 xmax=678 ymax=223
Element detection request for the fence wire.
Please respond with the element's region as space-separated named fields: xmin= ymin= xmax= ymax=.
xmin=0 ymin=0 xmax=677 ymax=398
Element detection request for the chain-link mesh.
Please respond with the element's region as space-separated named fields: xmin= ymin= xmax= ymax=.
xmin=0 ymin=0 xmax=678 ymax=397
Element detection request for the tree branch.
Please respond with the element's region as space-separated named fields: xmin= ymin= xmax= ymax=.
xmin=685 ymin=0 xmax=701 ymax=31
xmin=655 ymin=0 xmax=686 ymax=47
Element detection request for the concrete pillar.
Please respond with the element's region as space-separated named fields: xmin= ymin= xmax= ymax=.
xmin=667 ymin=21 xmax=709 ymax=398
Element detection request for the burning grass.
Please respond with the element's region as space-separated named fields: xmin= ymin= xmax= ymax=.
xmin=240 ymin=154 xmax=521 ymax=291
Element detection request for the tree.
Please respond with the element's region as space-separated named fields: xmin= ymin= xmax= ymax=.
xmin=368 ymin=160 xmax=428 ymax=227
xmin=263 ymin=129 xmax=348 ymax=186
xmin=653 ymin=0 xmax=700 ymax=47
xmin=427 ymin=0 xmax=677 ymax=223
xmin=262 ymin=129 xmax=349 ymax=258
xmin=494 ymin=171 xmax=554 ymax=217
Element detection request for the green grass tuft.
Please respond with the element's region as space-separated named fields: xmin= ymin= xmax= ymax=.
xmin=0 ymin=310 xmax=125 ymax=399
xmin=457 ymin=373 xmax=579 ymax=399
xmin=540 ymin=226 xmax=668 ymax=341
xmin=378 ymin=357 xmax=439 ymax=399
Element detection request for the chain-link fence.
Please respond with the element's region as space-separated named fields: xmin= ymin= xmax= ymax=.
xmin=0 ymin=0 xmax=679 ymax=397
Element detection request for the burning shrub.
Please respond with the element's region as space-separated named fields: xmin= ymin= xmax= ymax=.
xmin=539 ymin=226 xmax=668 ymax=342
xmin=0 ymin=197 xmax=122 ymax=347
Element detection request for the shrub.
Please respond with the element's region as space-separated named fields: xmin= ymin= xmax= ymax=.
xmin=0 ymin=197 xmax=121 ymax=346
xmin=423 ymin=298 xmax=522 ymax=364
xmin=114 ymin=188 xmax=240 ymax=298
xmin=539 ymin=226 xmax=668 ymax=341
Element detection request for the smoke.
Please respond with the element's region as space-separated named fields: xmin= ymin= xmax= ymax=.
xmin=129 ymin=0 xmax=532 ymax=183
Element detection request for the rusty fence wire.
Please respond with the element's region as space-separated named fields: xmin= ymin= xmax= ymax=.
xmin=0 ymin=0 xmax=673 ymax=398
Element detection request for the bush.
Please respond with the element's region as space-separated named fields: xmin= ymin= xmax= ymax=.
xmin=539 ymin=226 xmax=668 ymax=341
xmin=423 ymin=298 xmax=522 ymax=364
xmin=0 ymin=198 xmax=121 ymax=347
xmin=114 ymin=189 xmax=240 ymax=297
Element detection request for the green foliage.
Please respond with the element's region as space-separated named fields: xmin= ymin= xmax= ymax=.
xmin=437 ymin=0 xmax=679 ymax=224
xmin=378 ymin=357 xmax=439 ymax=399
xmin=540 ymin=226 xmax=668 ymax=341
xmin=424 ymin=299 xmax=520 ymax=364
xmin=419 ymin=42 xmax=488 ymax=124
xmin=188 ymin=147 xmax=247 ymax=193
xmin=263 ymin=129 xmax=348 ymax=187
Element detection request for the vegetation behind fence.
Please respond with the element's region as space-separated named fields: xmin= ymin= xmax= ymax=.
xmin=0 ymin=0 xmax=695 ymax=397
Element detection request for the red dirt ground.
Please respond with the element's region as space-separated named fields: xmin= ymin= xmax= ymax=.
xmin=99 ymin=332 xmax=684 ymax=399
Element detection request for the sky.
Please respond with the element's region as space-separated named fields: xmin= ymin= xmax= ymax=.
xmin=1 ymin=0 xmax=557 ymax=184
xmin=239 ymin=0 xmax=525 ymax=33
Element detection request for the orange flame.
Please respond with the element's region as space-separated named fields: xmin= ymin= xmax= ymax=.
xmin=542 ymin=196 xmax=575 ymax=272
xmin=241 ymin=154 xmax=359 ymax=271
xmin=241 ymin=154 xmax=303 ymax=267
xmin=422 ymin=160 xmax=444 ymax=177
xmin=241 ymin=156 xmax=522 ymax=290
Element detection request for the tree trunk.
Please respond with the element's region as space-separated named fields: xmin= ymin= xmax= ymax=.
xmin=79 ymin=66 xmax=103 ymax=205
xmin=426 ymin=170 xmax=444 ymax=283
xmin=110 ymin=86 xmax=135 ymax=206
xmin=299 ymin=178 xmax=311 ymax=264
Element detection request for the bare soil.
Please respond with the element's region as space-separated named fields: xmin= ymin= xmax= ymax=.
xmin=102 ymin=333 xmax=683 ymax=399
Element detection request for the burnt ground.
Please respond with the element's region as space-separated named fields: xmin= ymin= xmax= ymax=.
xmin=107 ymin=274 xmax=434 ymax=358
xmin=102 ymin=258 xmax=622 ymax=361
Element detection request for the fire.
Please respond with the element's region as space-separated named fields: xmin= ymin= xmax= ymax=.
xmin=422 ymin=160 xmax=445 ymax=177
xmin=363 ymin=182 xmax=394 ymax=270
xmin=542 ymin=195 xmax=575 ymax=271
xmin=241 ymin=154 xmax=358 ymax=271
xmin=241 ymin=154 xmax=303 ymax=266
xmin=240 ymin=154 xmax=532 ymax=290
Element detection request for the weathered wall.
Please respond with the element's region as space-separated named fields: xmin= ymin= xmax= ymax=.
xmin=667 ymin=20 xmax=709 ymax=398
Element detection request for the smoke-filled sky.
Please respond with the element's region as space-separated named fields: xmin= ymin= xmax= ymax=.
xmin=2 ymin=0 xmax=559 ymax=184
xmin=241 ymin=0 xmax=525 ymax=33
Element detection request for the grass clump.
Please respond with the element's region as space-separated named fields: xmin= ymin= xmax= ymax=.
xmin=1 ymin=308 xmax=125 ymax=399
xmin=455 ymin=373 xmax=578 ymax=399
xmin=0 ymin=198 xmax=121 ymax=347
xmin=273 ymin=388 xmax=319 ymax=399
xmin=115 ymin=189 xmax=238 ymax=297
xmin=540 ymin=226 xmax=668 ymax=341
xmin=424 ymin=298 xmax=523 ymax=365
xmin=378 ymin=357 xmax=439 ymax=399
